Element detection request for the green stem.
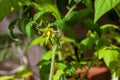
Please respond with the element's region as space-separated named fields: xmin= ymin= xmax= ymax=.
xmin=65 ymin=1 xmax=80 ymax=18
xmin=19 ymin=7 xmax=23 ymax=18
xmin=65 ymin=5 xmax=76 ymax=18
xmin=58 ymin=51 xmax=62 ymax=60
xmin=49 ymin=44 xmax=57 ymax=80
xmin=114 ymin=8 xmax=120 ymax=18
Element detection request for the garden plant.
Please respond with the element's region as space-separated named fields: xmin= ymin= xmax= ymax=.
xmin=0 ymin=0 xmax=120 ymax=80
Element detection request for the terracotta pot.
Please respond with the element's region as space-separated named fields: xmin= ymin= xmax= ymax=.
xmin=77 ymin=65 xmax=111 ymax=80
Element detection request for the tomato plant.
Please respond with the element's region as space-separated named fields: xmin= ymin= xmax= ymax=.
xmin=0 ymin=0 xmax=120 ymax=80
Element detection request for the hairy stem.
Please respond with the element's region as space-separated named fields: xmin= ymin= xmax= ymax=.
xmin=65 ymin=1 xmax=81 ymax=18
xmin=49 ymin=44 xmax=57 ymax=80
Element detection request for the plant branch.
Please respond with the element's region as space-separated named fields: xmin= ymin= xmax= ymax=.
xmin=65 ymin=1 xmax=81 ymax=18
xmin=49 ymin=44 xmax=57 ymax=80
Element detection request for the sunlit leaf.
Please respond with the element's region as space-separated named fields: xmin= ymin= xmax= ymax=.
xmin=100 ymin=24 xmax=119 ymax=34
xmin=26 ymin=21 xmax=36 ymax=37
xmin=97 ymin=46 xmax=119 ymax=69
xmin=55 ymin=62 xmax=67 ymax=71
xmin=68 ymin=0 xmax=72 ymax=5
xmin=37 ymin=60 xmax=51 ymax=66
xmin=94 ymin=0 xmax=120 ymax=23
xmin=65 ymin=66 xmax=76 ymax=75
xmin=29 ymin=36 xmax=45 ymax=47
xmin=79 ymin=37 xmax=95 ymax=52
xmin=63 ymin=37 xmax=75 ymax=43
xmin=33 ymin=0 xmax=61 ymax=19
xmin=41 ymin=51 xmax=52 ymax=60
xmin=53 ymin=69 xmax=64 ymax=80
xmin=17 ymin=69 xmax=33 ymax=78
xmin=33 ymin=10 xmax=46 ymax=21
xmin=0 ymin=75 xmax=15 ymax=80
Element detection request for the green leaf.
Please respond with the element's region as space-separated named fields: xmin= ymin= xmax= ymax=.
xmin=52 ymin=19 xmax=66 ymax=31
xmin=52 ymin=19 xmax=77 ymax=39
xmin=11 ymin=0 xmax=20 ymax=10
xmin=29 ymin=36 xmax=45 ymax=47
xmin=26 ymin=21 xmax=36 ymax=37
xmin=55 ymin=62 xmax=67 ymax=71
xmin=63 ymin=37 xmax=75 ymax=43
xmin=19 ymin=0 xmax=31 ymax=6
xmin=82 ymin=0 xmax=92 ymax=8
xmin=0 ymin=0 xmax=12 ymax=21
xmin=38 ymin=61 xmax=50 ymax=80
xmin=33 ymin=10 xmax=46 ymax=21
xmin=79 ymin=37 xmax=95 ymax=52
xmin=41 ymin=51 xmax=52 ymax=60
xmin=33 ymin=0 xmax=61 ymax=19
xmin=83 ymin=19 xmax=101 ymax=36
xmin=94 ymin=0 xmax=120 ymax=23
xmin=65 ymin=8 xmax=93 ymax=26
xmin=68 ymin=0 xmax=72 ymax=5
xmin=111 ymin=32 xmax=120 ymax=43
xmin=65 ymin=66 xmax=76 ymax=75
xmin=0 ymin=0 xmax=22 ymax=21
xmin=0 ymin=75 xmax=15 ymax=80
xmin=40 ymin=65 xmax=50 ymax=80
xmin=17 ymin=69 xmax=33 ymax=78
xmin=53 ymin=69 xmax=64 ymax=80
xmin=55 ymin=62 xmax=76 ymax=75
xmin=18 ymin=18 xmax=25 ymax=33
xmin=97 ymin=46 xmax=119 ymax=69
xmin=37 ymin=60 xmax=51 ymax=66
xmin=8 ymin=19 xmax=18 ymax=41
xmin=100 ymin=24 xmax=119 ymax=34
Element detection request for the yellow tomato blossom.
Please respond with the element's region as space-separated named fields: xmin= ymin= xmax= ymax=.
xmin=38 ymin=24 xmax=58 ymax=44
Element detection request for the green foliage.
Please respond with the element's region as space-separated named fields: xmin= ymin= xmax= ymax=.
xmin=17 ymin=69 xmax=33 ymax=78
xmin=40 ymin=65 xmax=50 ymax=80
xmin=94 ymin=0 xmax=120 ymax=23
xmin=8 ymin=18 xmax=18 ymax=41
xmin=79 ymin=37 xmax=95 ymax=53
xmin=0 ymin=68 xmax=33 ymax=80
xmin=28 ymin=36 xmax=45 ymax=46
xmin=53 ymin=69 xmax=64 ymax=80
xmin=41 ymin=51 xmax=52 ymax=60
xmin=0 ymin=0 xmax=27 ymax=21
xmin=0 ymin=75 xmax=15 ymax=80
xmin=82 ymin=0 xmax=92 ymax=8
xmin=18 ymin=18 xmax=25 ymax=33
xmin=100 ymin=24 xmax=119 ymax=34
xmin=26 ymin=21 xmax=36 ymax=37
xmin=83 ymin=19 xmax=101 ymax=36
xmin=33 ymin=10 xmax=47 ymax=21
xmin=33 ymin=0 xmax=61 ymax=19
xmin=37 ymin=60 xmax=51 ymax=80
xmin=65 ymin=8 xmax=93 ymax=26
xmin=97 ymin=46 xmax=119 ymax=68
xmin=0 ymin=0 xmax=120 ymax=80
